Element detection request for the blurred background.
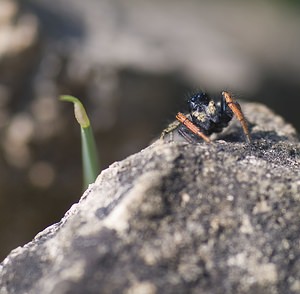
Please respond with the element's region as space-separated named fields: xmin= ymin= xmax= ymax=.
xmin=0 ymin=0 xmax=300 ymax=260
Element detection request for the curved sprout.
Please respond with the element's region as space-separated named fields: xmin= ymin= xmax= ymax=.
xmin=60 ymin=95 xmax=100 ymax=190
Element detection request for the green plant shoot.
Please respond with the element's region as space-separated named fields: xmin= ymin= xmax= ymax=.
xmin=60 ymin=95 xmax=100 ymax=190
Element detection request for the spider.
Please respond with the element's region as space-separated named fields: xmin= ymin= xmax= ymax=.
xmin=161 ymin=91 xmax=251 ymax=143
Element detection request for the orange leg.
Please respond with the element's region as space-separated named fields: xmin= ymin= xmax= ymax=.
xmin=176 ymin=112 xmax=211 ymax=143
xmin=222 ymin=91 xmax=251 ymax=143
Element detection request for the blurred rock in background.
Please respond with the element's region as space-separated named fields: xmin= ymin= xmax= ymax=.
xmin=0 ymin=0 xmax=299 ymax=260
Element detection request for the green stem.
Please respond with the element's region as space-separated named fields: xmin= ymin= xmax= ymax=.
xmin=60 ymin=95 xmax=100 ymax=190
xmin=81 ymin=126 xmax=100 ymax=189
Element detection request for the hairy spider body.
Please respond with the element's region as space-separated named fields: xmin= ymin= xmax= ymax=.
xmin=187 ymin=92 xmax=233 ymax=136
xmin=162 ymin=91 xmax=251 ymax=143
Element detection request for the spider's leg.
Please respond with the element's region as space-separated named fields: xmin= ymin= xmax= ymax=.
xmin=178 ymin=127 xmax=197 ymax=144
xmin=176 ymin=112 xmax=211 ymax=143
xmin=160 ymin=119 xmax=181 ymax=139
xmin=222 ymin=91 xmax=251 ymax=143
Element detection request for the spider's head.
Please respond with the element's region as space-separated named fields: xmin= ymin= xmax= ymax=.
xmin=188 ymin=92 xmax=210 ymax=112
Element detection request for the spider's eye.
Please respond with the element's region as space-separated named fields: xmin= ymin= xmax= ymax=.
xmin=188 ymin=92 xmax=210 ymax=110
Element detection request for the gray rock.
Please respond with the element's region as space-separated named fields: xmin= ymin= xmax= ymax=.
xmin=0 ymin=102 xmax=300 ymax=294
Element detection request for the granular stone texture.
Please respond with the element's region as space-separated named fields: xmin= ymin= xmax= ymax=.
xmin=0 ymin=102 xmax=299 ymax=294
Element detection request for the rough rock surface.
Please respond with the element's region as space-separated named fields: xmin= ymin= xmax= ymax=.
xmin=0 ymin=102 xmax=300 ymax=294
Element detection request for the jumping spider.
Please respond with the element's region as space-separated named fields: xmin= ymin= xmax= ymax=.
xmin=161 ymin=91 xmax=251 ymax=143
